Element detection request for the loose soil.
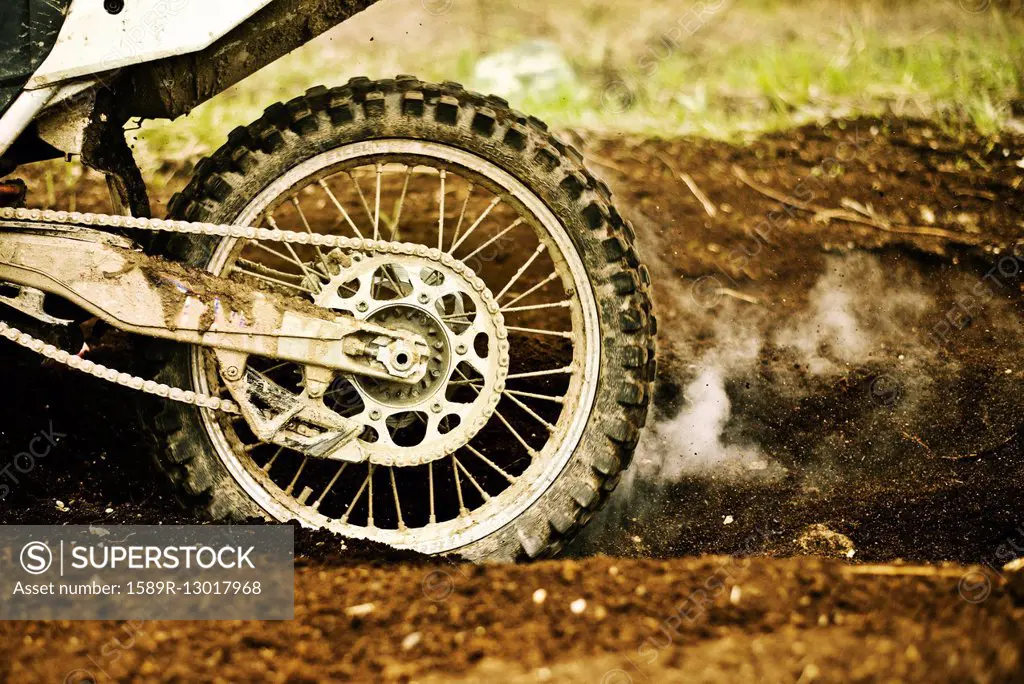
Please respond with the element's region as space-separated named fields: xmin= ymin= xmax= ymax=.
xmin=1 ymin=116 xmax=1022 ymax=682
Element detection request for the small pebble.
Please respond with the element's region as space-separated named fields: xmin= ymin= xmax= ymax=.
xmin=401 ymin=632 xmax=422 ymax=651
xmin=532 ymin=588 xmax=547 ymax=605
xmin=570 ymin=598 xmax=587 ymax=614
xmin=1003 ymin=557 xmax=1024 ymax=572
xmin=724 ymin=515 xmax=734 ymax=525
xmin=344 ymin=603 xmax=375 ymax=618
xmin=730 ymin=585 xmax=742 ymax=605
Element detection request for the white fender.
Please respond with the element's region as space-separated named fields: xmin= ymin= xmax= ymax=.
xmin=26 ymin=0 xmax=275 ymax=89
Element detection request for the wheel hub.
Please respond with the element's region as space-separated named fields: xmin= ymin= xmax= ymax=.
xmin=312 ymin=249 xmax=509 ymax=467
xmin=358 ymin=303 xmax=451 ymax=406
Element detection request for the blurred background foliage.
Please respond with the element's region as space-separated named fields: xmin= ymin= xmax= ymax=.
xmin=134 ymin=0 xmax=1022 ymax=168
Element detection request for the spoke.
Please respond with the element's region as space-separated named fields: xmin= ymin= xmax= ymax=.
xmin=501 ymin=300 xmax=572 ymax=314
xmin=461 ymin=218 xmax=522 ymax=263
xmin=504 ymin=393 xmax=555 ymax=432
xmin=262 ymin=446 xmax=285 ymax=473
xmin=389 ymin=467 xmax=406 ymax=530
xmin=452 ymin=456 xmax=468 ymax=516
xmin=505 ymin=366 xmax=573 ymax=381
xmin=454 ymin=456 xmax=490 ymax=502
xmin=505 ymin=389 xmax=565 ymax=404
xmin=438 ymin=168 xmax=447 ymax=251
xmin=506 ymin=326 xmax=574 ymax=339
xmin=313 ymin=462 xmax=348 ymax=510
xmin=237 ymin=258 xmax=305 ymax=282
xmin=448 ymin=196 xmax=502 ymax=254
xmin=450 ymin=183 xmax=474 ymax=248
xmin=453 ymin=366 xmax=535 ymax=458
xmin=348 ymin=171 xmax=376 ymax=229
xmin=318 ymin=179 xmax=364 ymax=239
xmin=452 ymin=363 xmax=573 ymax=384
xmin=389 ymin=167 xmax=413 ymax=240
xmin=262 ymin=361 xmax=292 ymax=375
xmin=373 ymin=163 xmax=383 ymax=243
xmin=427 ymin=365 xmax=513 ymax=495
xmin=451 ymin=365 xmax=484 ymax=389
xmin=235 ymin=267 xmax=317 ymax=295
xmin=341 ymin=465 xmax=373 ymax=524
xmin=367 ymin=464 xmax=375 ymax=528
xmin=497 ymin=243 xmax=547 ymax=299
xmin=334 ymin=279 xmax=359 ymax=296
xmin=324 ymin=381 xmax=359 ymax=399
xmin=291 ymin=197 xmax=332 ymax=275
xmin=247 ymin=240 xmax=311 ymax=275
xmin=494 ymin=409 xmax=539 ymax=458
xmin=284 ymin=457 xmax=308 ymax=496
xmin=266 ymin=215 xmax=320 ymax=293
xmin=464 ymin=444 xmax=516 ymax=484
xmin=503 ymin=271 xmax=559 ymax=307
xmin=375 ymin=263 xmax=404 ymax=301
xmin=428 ymin=461 xmax=436 ymax=525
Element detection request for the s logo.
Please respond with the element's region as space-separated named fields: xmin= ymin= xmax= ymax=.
xmin=20 ymin=541 xmax=53 ymax=575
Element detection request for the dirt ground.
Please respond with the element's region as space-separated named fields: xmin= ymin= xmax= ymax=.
xmin=1 ymin=117 xmax=1023 ymax=682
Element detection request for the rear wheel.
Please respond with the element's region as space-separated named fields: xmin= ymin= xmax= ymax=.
xmin=147 ymin=77 xmax=655 ymax=561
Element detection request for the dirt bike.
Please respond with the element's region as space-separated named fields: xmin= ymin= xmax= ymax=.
xmin=0 ymin=0 xmax=655 ymax=561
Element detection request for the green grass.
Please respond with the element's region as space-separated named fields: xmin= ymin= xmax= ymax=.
xmin=133 ymin=0 xmax=1024 ymax=169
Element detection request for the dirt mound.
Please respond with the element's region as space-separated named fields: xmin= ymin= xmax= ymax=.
xmin=2 ymin=554 xmax=1019 ymax=682
xmin=567 ymin=117 xmax=1024 ymax=564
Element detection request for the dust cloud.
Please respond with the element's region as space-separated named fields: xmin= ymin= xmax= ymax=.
xmin=630 ymin=252 xmax=937 ymax=486
xmin=773 ymin=253 xmax=934 ymax=376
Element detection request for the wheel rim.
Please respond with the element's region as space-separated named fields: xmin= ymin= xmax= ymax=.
xmin=189 ymin=139 xmax=600 ymax=554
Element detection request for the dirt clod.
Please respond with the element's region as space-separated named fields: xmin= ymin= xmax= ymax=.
xmin=796 ymin=523 xmax=857 ymax=559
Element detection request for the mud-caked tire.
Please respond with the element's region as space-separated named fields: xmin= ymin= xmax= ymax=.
xmin=143 ymin=77 xmax=656 ymax=561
